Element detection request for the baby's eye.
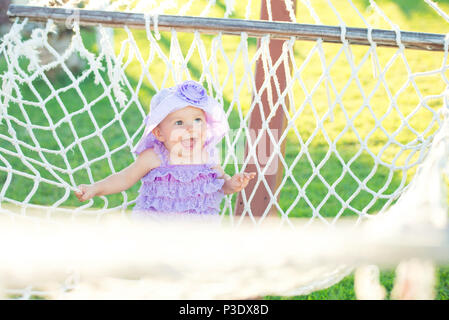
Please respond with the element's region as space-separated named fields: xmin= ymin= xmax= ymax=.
xmin=175 ymin=120 xmax=183 ymax=126
xmin=194 ymin=118 xmax=203 ymax=123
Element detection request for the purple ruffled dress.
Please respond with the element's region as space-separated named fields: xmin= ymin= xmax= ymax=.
xmin=132 ymin=133 xmax=225 ymax=222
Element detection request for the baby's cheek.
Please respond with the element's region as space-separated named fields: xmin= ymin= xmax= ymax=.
xmin=170 ymin=128 xmax=188 ymax=142
xmin=201 ymin=126 xmax=207 ymax=140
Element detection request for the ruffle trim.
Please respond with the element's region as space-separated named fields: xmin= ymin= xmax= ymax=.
xmin=143 ymin=165 xmax=221 ymax=183
xmin=135 ymin=192 xmax=224 ymax=214
xmin=139 ymin=175 xmax=224 ymax=199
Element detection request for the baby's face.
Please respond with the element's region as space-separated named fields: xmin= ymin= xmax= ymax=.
xmin=153 ymin=106 xmax=207 ymax=155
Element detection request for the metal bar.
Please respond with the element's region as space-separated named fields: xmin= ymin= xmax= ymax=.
xmin=7 ymin=4 xmax=447 ymax=52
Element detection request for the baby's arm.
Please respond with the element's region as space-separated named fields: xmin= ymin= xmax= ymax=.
xmin=75 ymin=148 xmax=161 ymax=202
xmin=213 ymin=166 xmax=256 ymax=195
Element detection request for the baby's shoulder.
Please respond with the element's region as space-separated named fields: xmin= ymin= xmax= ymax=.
xmin=135 ymin=147 xmax=162 ymax=170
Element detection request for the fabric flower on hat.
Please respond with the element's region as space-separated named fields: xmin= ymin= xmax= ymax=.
xmin=176 ymin=80 xmax=208 ymax=105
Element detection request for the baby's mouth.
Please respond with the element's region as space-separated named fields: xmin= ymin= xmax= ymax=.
xmin=181 ymin=137 xmax=196 ymax=149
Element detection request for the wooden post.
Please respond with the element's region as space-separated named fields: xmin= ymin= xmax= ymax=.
xmin=234 ymin=0 xmax=296 ymax=218
xmin=0 ymin=0 xmax=11 ymax=32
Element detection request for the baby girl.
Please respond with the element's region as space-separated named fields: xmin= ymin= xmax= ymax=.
xmin=75 ymin=80 xmax=256 ymax=220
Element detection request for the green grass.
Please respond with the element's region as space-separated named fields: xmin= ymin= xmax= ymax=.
xmin=266 ymin=266 xmax=449 ymax=300
xmin=1 ymin=0 xmax=449 ymax=299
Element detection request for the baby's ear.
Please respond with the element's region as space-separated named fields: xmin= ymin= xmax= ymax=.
xmin=152 ymin=127 xmax=165 ymax=142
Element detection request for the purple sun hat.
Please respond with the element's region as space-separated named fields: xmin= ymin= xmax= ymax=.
xmin=133 ymin=80 xmax=229 ymax=155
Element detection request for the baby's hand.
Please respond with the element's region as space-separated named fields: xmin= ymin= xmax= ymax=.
xmin=74 ymin=184 xmax=98 ymax=202
xmin=226 ymin=172 xmax=256 ymax=193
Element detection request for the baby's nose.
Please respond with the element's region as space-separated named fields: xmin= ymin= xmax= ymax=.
xmin=187 ymin=122 xmax=202 ymax=132
xmin=181 ymin=125 xmax=192 ymax=135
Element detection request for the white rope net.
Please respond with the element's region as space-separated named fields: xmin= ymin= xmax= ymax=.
xmin=0 ymin=0 xmax=449 ymax=299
